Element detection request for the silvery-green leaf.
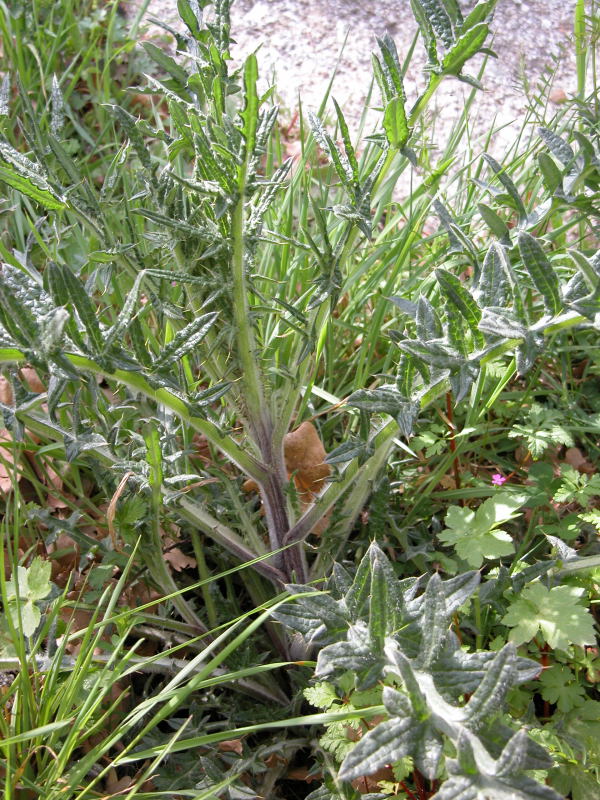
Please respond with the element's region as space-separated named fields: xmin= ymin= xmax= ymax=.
xmin=483 ymin=154 xmax=527 ymax=222
xmin=461 ymin=0 xmax=496 ymax=32
xmin=516 ymin=330 xmax=544 ymax=376
xmin=477 ymin=202 xmax=511 ymax=246
xmin=395 ymin=353 xmax=414 ymax=398
xmin=475 ymin=243 xmax=511 ymax=308
xmin=478 ymin=308 xmax=527 ymax=340
xmin=417 ymin=0 xmax=454 ymax=48
xmin=309 ymin=112 xmax=353 ymax=188
xmin=433 ymin=199 xmax=463 ymax=252
xmin=417 ymin=294 xmax=444 ymax=341
xmin=332 ymin=99 xmax=359 ymax=185
xmin=449 ymin=363 xmax=478 ymax=403
xmin=465 ymin=644 xmax=516 ymax=730
xmin=107 ymin=104 xmax=155 ymax=177
xmin=435 ymin=268 xmax=483 ymax=346
xmin=50 ymin=75 xmax=65 ymax=136
xmin=410 ymin=0 xmax=440 ymax=65
xmin=347 ymin=386 xmax=404 ymax=415
xmin=0 ymin=160 xmax=64 ymax=210
xmin=416 ymin=573 xmax=449 ymax=668
xmin=517 ymin=231 xmax=561 ymax=315
xmin=445 ymin=300 xmax=468 ymax=358
xmin=398 ymin=339 xmax=464 ymax=369
xmin=413 ymin=720 xmax=445 ymax=780
xmin=316 ymin=624 xmax=382 ymax=686
xmin=441 ymin=23 xmax=488 ymax=75
xmin=382 ymin=685 xmax=413 ymax=717
xmin=377 ymin=33 xmax=406 ymax=98
xmin=383 ymin=96 xmax=410 ymax=150
xmin=396 ymin=400 xmax=420 ymax=439
xmin=60 ymin=267 xmax=104 ymax=355
xmin=344 ymin=546 xmax=373 ymax=619
xmin=177 ymin=0 xmax=202 ymax=38
xmin=142 ymin=42 xmax=190 ymax=86
xmin=494 ymin=729 xmax=529 ymax=777
xmin=0 ymin=74 xmax=9 ymax=116
xmin=538 ymin=127 xmax=575 ymax=167
xmin=338 ymin=717 xmax=417 ymax=781
xmin=330 ymin=562 xmax=353 ymax=596
xmin=150 ymin=312 xmax=218 ymax=369
xmin=389 ymin=296 xmax=418 ymax=317
xmin=537 ymin=152 xmax=564 ymax=197
xmin=369 ymin=553 xmax=389 ymax=648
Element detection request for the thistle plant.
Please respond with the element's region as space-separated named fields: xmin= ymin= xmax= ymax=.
xmin=1 ymin=0 xmax=600 ymax=796
xmin=277 ymin=543 xmax=567 ymax=799
xmin=0 ymin=0 xmax=503 ymax=605
xmin=0 ymin=0 xmax=598 ymax=636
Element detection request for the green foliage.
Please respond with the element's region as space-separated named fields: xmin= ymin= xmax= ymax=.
xmin=438 ymin=492 xmax=525 ymax=567
xmin=501 ymin=582 xmax=596 ymax=651
xmin=278 ymin=543 xmax=562 ymax=798
xmin=5 ymin=557 xmax=53 ymax=637
xmin=539 ymin=664 xmax=586 ymax=712
xmin=0 ymin=0 xmax=599 ymax=797
xmin=553 ymin=465 xmax=600 ymax=507
xmin=508 ymin=403 xmax=575 ymax=459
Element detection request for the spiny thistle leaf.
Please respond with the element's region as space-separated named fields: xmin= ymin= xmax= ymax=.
xmin=517 ymin=231 xmax=561 ymax=315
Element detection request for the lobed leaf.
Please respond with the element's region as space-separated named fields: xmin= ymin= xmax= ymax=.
xmin=441 ymin=23 xmax=488 ymax=75
xmin=152 ymin=311 xmax=218 ymax=371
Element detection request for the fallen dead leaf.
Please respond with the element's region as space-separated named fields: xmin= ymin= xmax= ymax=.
xmin=217 ymin=739 xmax=244 ymax=755
xmin=49 ymin=532 xmax=80 ymax=580
xmin=564 ymin=446 xmax=595 ymax=475
xmin=284 ymin=420 xmax=331 ymax=501
xmin=163 ymin=538 xmax=197 ymax=572
xmin=20 ymin=366 xmax=45 ymax=393
xmin=243 ymin=422 xmax=332 ymax=535
xmin=0 ymin=376 xmax=12 ymax=405
xmin=284 ymin=421 xmax=331 ymax=534
xmin=351 ymin=765 xmax=395 ymax=794
xmin=0 ymin=429 xmax=19 ymax=493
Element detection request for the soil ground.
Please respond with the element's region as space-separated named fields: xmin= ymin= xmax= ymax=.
xmin=124 ymin=0 xmax=578 ymax=157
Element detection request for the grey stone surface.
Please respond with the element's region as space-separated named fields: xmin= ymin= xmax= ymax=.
xmin=124 ymin=0 xmax=578 ymax=155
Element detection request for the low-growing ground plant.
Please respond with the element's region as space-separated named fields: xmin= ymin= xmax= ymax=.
xmin=0 ymin=0 xmax=599 ymax=797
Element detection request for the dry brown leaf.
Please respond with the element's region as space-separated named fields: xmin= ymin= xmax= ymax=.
xmin=47 ymin=493 xmax=70 ymax=510
xmin=20 ymin=366 xmax=45 ymax=393
xmin=284 ymin=421 xmax=330 ymax=495
xmin=104 ymin=772 xmax=134 ymax=794
xmin=0 ymin=376 xmax=12 ymax=405
xmin=351 ymin=765 xmax=395 ymax=794
xmin=191 ymin=432 xmax=211 ymax=463
xmin=163 ymin=537 xmax=197 ymax=571
xmin=50 ymin=532 xmax=80 ymax=579
xmin=242 ymin=422 xmax=332 ymax=534
xmin=0 ymin=429 xmax=19 ymax=493
xmin=284 ymin=421 xmax=331 ymax=536
xmin=564 ymin=447 xmax=595 ymax=475
xmin=217 ymin=739 xmax=244 ymax=755
xmin=107 ymin=471 xmax=133 ymax=549
xmin=438 ymin=473 xmax=460 ymax=490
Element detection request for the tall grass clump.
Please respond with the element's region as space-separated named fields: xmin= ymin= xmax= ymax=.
xmin=1 ymin=0 xmax=599 ymax=797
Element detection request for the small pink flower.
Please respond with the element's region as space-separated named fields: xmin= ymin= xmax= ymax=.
xmin=492 ymin=473 xmax=507 ymax=486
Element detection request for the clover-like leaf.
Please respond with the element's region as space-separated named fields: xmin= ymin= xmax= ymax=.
xmin=5 ymin=557 xmax=52 ymax=637
xmin=501 ymin=582 xmax=596 ymax=651
xmin=438 ymin=493 xmax=524 ymax=568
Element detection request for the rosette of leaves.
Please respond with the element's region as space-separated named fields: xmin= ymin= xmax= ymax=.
xmin=277 ymin=543 xmax=561 ymax=799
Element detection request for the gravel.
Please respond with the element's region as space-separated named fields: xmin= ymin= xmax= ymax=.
xmin=123 ymin=0 xmax=577 ymax=155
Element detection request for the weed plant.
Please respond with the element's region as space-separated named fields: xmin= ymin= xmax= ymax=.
xmin=0 ymin=0 xmax=599 ymax=797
